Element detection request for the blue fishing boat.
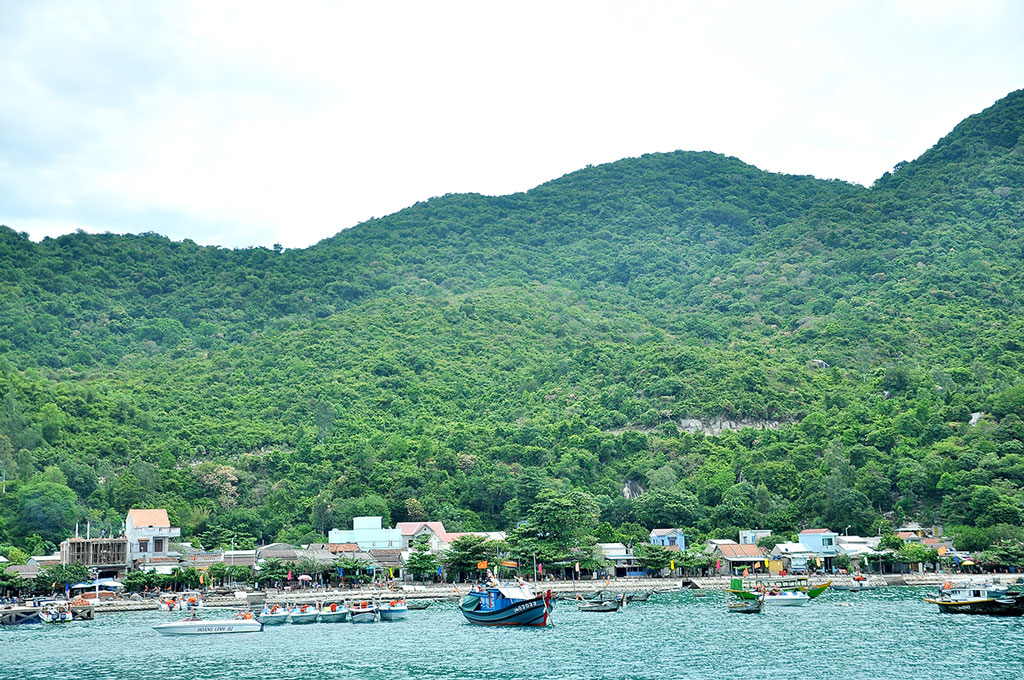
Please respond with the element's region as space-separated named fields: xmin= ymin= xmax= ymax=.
xmin=460 ymin=578 xmax=552 ymax=627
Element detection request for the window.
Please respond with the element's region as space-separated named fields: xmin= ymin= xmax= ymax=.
xmin=154 ymin=538 xmax=164 ymax=553
xmin=139 ymin=540 xmax=149 ymax=553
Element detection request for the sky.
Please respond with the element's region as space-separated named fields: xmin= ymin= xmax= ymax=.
xmin=1 ymin=1 xmax=1023 ymax=250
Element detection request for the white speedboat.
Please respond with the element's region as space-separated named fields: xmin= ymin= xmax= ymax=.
xmin=348 ymin=600 xmax=377 ymax=623
xmin=289 ymin=603 xmax=320 ymax=624
xmin=764 ymin=590 xmax=810 ymax=606
xmin=39 ymin=601 xmax=73 ymax=624
xmin=319 ymin=602 xmax=348 ymax=622
xmin=258 ymin=604 xmax=290 ymax=625
xmin=153 ymin=612 xmax=263 ymax=635
xmin=378 ymin=599 xmax=408 ymax=621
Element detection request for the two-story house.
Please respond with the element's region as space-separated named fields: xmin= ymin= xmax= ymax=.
xmin=649 ymin=528 xmax=687 ymax=551
xmin=798 ymin=528 xmax=839 ymax=571
xmin=124 ymin=509 xmax=180 ymax=567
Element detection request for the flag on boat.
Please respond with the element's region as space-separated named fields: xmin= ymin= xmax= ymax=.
xmin=574 ymin=562 xmax=580 ymax=573
xmin=477 ymin=560 xmax=488 ymax=569
xmin=500 ymin=560 xmax=517 ymax=568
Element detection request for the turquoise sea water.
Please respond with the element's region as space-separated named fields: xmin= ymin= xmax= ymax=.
xmin=3 ymin=587 xmax=1024 ymax=680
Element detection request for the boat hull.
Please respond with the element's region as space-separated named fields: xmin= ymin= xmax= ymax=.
xmin=349 ymin=609 xmax=377 ymax=623
xmin=289 ymin=611 xmax=320 ymax=624
xmin=379 ymin=606 xmax=408 ymax=621
xmin=153 ymin=619 xmax=263 ymax=635
xmin=461 ymin=591 xmax=552 ymax=627
xmin=765 ymin=593 xmax=810 ymax=606
xmin=727 ymin=597 xmax=765 ymax=614
xmin=924 ymin=594 xmax=1024 ymax=616
xmin=319 ymin=609 xmax=348 ymax=623
xmin=259 ymin=612 xmax=290 ymax=625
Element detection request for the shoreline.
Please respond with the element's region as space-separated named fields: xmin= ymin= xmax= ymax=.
xmin=73 ymin=572 xmax=1020 ymax=613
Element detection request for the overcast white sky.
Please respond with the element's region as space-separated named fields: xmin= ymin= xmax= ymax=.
xmin=1 ymin=1 xmax=1022 ymax=249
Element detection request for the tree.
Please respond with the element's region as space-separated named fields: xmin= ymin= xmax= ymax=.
xmin=404 ymin=535 xmax=440 ymax=580
xmin=878 ymin=533 xmax=905 ymax=551
xmin=227 ymin=564 xmax=251 ymax=584
xmin=0 ymin=544 xmax=29 ymax=564
xmin=34 ymin=563 xmax=88 ymax=594
xmin=634 ymin=542 xmax=672 ymax=573
xmin=253 ymin=558 xmax=289 ymax=586
xmin=522 ymin=489 xmax=600 ymax=557
xmin=443 ymin=535 xmax=492 ymax=580
xmin=206 ymin=561 xmax=228 ymax=585
xmin=756 ymin=534 xmax=786 ymax=551
xmin=981 ymin=539 xmax=1024 ymax=568
xmin=15 ymin=481 xmax=77 ymax=543
xmin=896 ymin=543 xmax=937 ymax=571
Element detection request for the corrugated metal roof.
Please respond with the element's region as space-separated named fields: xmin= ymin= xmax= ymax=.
xmin=716 ymin=543 xmax=766 ymax=558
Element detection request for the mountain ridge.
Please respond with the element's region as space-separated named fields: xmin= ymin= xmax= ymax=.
xmin=1 ymin=90 xmax=1024 ymax=560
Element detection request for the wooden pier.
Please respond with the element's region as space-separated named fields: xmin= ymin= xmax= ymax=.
xmin=0 ymin=605 xmax=94 ymax=625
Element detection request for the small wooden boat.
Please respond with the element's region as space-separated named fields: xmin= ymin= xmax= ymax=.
xmin=727 ymin=594 xmax=765 ymax=614
xmin=625 ymin=591 xmax=652 ymax=602
xmin=153 ymin=612 xmax=263 ymax=635
xmin=832 ymin=581 xmax=880 ymax=592
xmin=578 ymin=594 xmax=623 ymax=612
xmin=405 ymin=599 xmax=432 ymax=610
xmin=379 ymin=599 xmax=408 ymax=621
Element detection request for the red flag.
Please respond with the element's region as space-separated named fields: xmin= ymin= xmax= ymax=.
xmin=715 ymin=559 xmax=721 ymax=569
xmin=476 ymin=560 xmax=488 ymax=569
xmin=287 ymin=569 xmax=293 ymax=580
xmin=538 ymin=563 xmax=543 ymax=573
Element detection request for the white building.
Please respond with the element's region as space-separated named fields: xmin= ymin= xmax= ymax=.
xmin=739 ymin=529 xmax=772 ymax=545
xmin=329 ymin=516 xmax=403 ymax=550
xmin=125 ymin=509 xmax=180 ymax=565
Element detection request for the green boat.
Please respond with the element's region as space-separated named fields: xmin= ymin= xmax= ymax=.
xmin=726 ymin=577 xmax=831 ymax=600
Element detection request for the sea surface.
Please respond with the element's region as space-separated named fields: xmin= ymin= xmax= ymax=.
xmin=3 ymin=587 xmax=1024 ymax=680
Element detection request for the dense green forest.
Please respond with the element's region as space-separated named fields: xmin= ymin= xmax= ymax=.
xmin=1 ymin=90 xmax=1024 ymax=559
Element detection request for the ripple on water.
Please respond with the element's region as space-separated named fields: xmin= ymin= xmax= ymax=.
xmin=4 ymin=588 xmax=1024 ymax=680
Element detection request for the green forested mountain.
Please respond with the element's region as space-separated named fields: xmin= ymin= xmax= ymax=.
xmin=2 ymin=90 xmax=1024 ymax=557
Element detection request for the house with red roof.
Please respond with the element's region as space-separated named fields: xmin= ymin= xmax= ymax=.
xmin=125 ymin=508 xmax=180 ymax=566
